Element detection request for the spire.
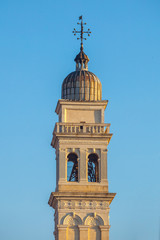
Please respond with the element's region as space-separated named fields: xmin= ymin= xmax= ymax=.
xmin=72 ymin=16 xmax=91 ymax=71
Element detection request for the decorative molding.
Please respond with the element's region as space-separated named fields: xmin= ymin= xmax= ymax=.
xmin=60 ymin=213 xmax=104 ymax=227
xmin=84 ymin=214 xmax=104 ymax=226
xmin=58 ymin=200 xmax=109 ymax=210
xmin=61 ymin=213 xmax=82 ymax=226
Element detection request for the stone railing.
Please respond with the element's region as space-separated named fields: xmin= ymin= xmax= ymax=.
xmin=54 ymin=123 xmax=110 ymax=135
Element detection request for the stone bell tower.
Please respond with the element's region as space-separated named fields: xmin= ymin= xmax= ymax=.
xmin=48 ymin=16 xmax=116 ymax=240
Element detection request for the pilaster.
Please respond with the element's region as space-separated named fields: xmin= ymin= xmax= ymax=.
xmin=99 ymin=225 xmax=110 ymax=240
xmin=101 ymin=149 xmax=108 ymax=184
xmin=78 ymin=225 xmax=88 ymax=240
xmin=57 ymin=225 xmax=67 ymax=240
xmin=80 ymin=148 xmax=87 ymax=183
xmin=58 ymin=148 xmax=66 ymax=184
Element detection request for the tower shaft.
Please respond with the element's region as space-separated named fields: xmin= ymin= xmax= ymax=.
xmin=49 ymin=100 xmax=115 ymax=240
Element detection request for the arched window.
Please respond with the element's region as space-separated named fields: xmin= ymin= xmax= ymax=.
xmin=67 ymin=153 xmax=78 ymax=182
xmin=88 ymin=153 xmax=99 ymax=182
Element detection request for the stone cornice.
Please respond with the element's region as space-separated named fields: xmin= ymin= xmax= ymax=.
xmin=51 ymin=133 xmax=112 ymax=149
xmin=48 ymin=192 xmax=116 ymax=209
xmin=55 ymin=99 xmax=108 ymax=115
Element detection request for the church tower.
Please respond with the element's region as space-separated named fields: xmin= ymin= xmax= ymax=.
xmin=48 ymin=16 xmax=116 ymax=240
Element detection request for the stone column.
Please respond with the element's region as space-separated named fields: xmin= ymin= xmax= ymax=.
xmin=99 ymin=225 xmax=110 ymax=240
xmin=101 ymin=149 xmax=108 ymax=186
xmin=57 ymin=225 xmax=67 ymax=240
xmin=58 ymin=148 xmax=66 ymax=184
xmin=77 ymin=158 xmax=80 ymax=181
xmin=79 ymin=149 xmax=87 ymax=183
xmin=78 ymin=225 xmax=88 ymax=240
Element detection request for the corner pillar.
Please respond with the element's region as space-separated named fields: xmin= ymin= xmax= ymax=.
xmin=101 ymin=149 xmax=108 ymax=186
xmin=99 ymin=225 xmax=110 ymax=240
xmin=58 ymin=148 xmax=66 ymax=184
xmin=57 ymin=225 xmax=67 ymax=240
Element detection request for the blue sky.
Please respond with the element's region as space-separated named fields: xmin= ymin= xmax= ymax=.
xmin=0 ymin=0 xmax=160 ymax=240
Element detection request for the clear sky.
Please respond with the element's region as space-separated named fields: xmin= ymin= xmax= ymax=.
xmin=0 ymin=0 xmax=160 ymax=240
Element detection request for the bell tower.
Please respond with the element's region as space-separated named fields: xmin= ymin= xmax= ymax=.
xmin=48 ymin=16 xmax=116 ymax=240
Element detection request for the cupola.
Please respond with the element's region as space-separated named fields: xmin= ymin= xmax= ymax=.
xmin=61 ymin=16 xmax=102 ymax=101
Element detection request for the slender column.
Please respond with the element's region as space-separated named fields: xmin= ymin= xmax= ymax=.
xmin=57 ymin=225 xmax=67 ymax=240
xmin=77 ymin=158 xmax=80 ymax=181
xmin=99 ymin=225 xmax=110 ymax=240
xmin=98 ymin=158 xmax=100 ymax=182
xmin=78 ymin=225 xmax=88 ymax=240
xmin=79 ymin=148 xmax=87 ymax=183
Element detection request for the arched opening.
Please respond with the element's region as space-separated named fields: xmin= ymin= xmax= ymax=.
xmin=67 ymin=153 xmax=78 ymax=182
xmin=62 ymin=214 xmax=82 ymax=240
xmin=88 ymin=153 xmax=99 ymax=182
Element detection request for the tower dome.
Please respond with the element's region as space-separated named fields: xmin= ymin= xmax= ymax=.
xmin=61 ymin=50 xmax=102 ymax=101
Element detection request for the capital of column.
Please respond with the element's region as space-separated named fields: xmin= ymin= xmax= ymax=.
xmin=57 ymin=224 xmax=68 ymax=230
xmin=99 ymin=225 xmax=110 ymax=231
xmin=57 ymin=225 xmax=67 ymax=240
xmin=78 ymin=225 xmax=89 ymax=240
xmin=78 ymin=225 xmax=88 ymax=230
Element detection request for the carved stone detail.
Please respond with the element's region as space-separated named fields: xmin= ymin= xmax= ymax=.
xmin=61 ymin=213 xmax=83 ymax=226
xmin=58 ymin=200 xmax=109 ymax=210
xmin=84 ymin=214 xmax=104 ymax=226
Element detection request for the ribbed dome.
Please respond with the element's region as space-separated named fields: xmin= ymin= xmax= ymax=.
xmin=61 ymin=49 xmax=102 ymax=101
xmin=62 ymin=70 xmax=102 ymax=101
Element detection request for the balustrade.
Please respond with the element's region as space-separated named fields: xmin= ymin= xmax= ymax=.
xmin=54 ymin=123 xmax=110 ymax=135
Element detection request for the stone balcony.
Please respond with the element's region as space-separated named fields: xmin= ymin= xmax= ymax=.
xmin=54 ymin=122 xmax=110 ymax=135
xmin=51 ymin=123 xmax=112 ymax=148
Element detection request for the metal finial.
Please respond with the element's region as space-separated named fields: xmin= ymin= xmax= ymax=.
xmin=72 ymin=15 xmax=91 ymax=52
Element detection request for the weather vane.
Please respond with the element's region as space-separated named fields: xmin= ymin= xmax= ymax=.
xmin=72 ymin=15 xmax=91 ymax=52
